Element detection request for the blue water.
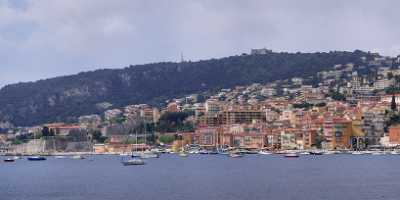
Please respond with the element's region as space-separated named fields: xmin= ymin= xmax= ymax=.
xmin=1 ymin=154 xmax=400 ymax=200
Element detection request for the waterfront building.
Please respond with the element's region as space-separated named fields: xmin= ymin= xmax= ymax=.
xmin=389 ymin=125 xmax=400 ymax=145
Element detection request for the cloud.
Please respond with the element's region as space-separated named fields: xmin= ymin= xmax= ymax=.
xmin=0 ymin=0 xmax=400 ymax=87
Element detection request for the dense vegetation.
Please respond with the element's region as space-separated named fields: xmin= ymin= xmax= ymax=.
xmin=0 ymin=50 xmax=369 ymax=126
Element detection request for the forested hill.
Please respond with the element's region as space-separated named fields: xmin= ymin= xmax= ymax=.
xmin=0 ymin=50 xmax=371 ymax=126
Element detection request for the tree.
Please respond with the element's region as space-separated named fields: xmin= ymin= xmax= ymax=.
xmin=41 ymin=126 xmax=50 ymax=137
xmin=49 ymin=129 xmax=55 ymax=137
xmin=158 ymin=134 xmax=175 ymax=144
xmin=391 ymin=94 xmax=397 ymax=111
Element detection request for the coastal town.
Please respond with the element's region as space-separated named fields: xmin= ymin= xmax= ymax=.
xmin=2 ymin=50 xmax=400 ymax=157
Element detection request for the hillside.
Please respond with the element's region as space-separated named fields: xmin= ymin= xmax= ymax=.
xmin=0 ymin=50 xmax=371 ymax=126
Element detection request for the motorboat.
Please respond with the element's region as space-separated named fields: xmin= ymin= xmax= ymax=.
xmin=179 ymin=152 xmax=188 ymax=157
xmin=71 ymin=155 xmax=85 ymax=159
xmin=284 ymin=153 xmax=300 ymax=158
xmin=55 ymin=156 xmax=66 ymax=159
xmin=27 ymin=156 xmax=47 ymax=161
xmin=122 ymin=158 xmax=145 ymax=166
xmin=229 ymin=153 xmax=244 ymax=158
xmin=258 ymin=150 xmax=272 ymax=155
xmin=4 ymin=158 xmax=15 ymax=162
xmin=371 ymin=151 xmax=383 ymax=156
xmin=140 ymin=151 xmax=159 ymax=159
xmin=351 ymin=151 xmax=364 ymax=155
xmin=309 ymin=151 xmax=323 ymax=155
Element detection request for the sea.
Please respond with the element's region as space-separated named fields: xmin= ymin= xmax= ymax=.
xmin=1 ymin=154 xmax=400 ymax=200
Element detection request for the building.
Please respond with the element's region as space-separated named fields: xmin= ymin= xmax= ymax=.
xmin=250 ymin=48 xmax=272 ymax=55
xmin=389 ymin=125 xmax=400 ymax=145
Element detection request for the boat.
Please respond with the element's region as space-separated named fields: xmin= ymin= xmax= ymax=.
xmin=122 ymin=130 xmax=146 ymax=166
xmin=71 ymin=155 xmax=85 ymax=159
xmin=119 ymin=153 xmax=129 ymax=156
xmin=55 ymin=156 xmax=66 ymax=159
xmin=300 ymin=152 xmax=310 ymax=155
xmin=179 ymin=152 xmax=188 ymax=157
xmin=323 ymin=151 xmax=335 ymax=155
xmin=229 ymin=153 xmax=243 ymax=158
xmin=4 ymin=158 xmax=15 ymax=162
xmin=27 ymin=156 xmax=47 ymax=161
xmin=188 ymin=149 xmax=200 ymax=154
xmin=371 ymin=151 xmax=383 ymax=156
xmin=284 ymin=153 xmax=299 ymax=158
xmin=309 ymin=151 xmax=323 ymax=155
xmin=351 ymin=151 xmax=364 ymax=155
xmin=121 ymin=158 xmax=145 ymax=166
xmin=199 ymin=149 xmax=209 ymax=154
xmin=258 ymin=150 xmax=272 ymax=155
xmin=13 ymin=156 xmax=21 ymax=160
xmin=140 ymin=151 xmax=159 ymax=159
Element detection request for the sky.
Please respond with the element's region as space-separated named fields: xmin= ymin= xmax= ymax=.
xmin=1 ymin=0 xmax=400 ymax=88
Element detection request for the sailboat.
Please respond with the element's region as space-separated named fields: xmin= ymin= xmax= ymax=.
xmin=179 ymin=139 xmax=188 ymax=157
xmin=122 ymin=130 xmax=145 ymax=166
xmin=140 ymin=124 xmax=159 ymax=159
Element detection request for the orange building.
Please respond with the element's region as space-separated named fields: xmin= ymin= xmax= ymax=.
xmin=389 ymin=125 xmax=400 ymax=144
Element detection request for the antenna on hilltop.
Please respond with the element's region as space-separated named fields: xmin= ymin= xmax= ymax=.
xmin=180 ymin=52 xmax=185 ymax=63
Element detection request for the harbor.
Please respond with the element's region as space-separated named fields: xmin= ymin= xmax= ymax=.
xmin=2 ymin=153 xmax=400 ymax=200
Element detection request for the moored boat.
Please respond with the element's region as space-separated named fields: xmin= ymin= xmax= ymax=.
xmin=351 ymin=151 xmax=364 ymax=155
xmin=71 ymin=155 xmax=85 ymax=159
xmin=258 ymin=150 xmax=272 ymax=155
xmin=229 ymin=153 xmax=243 ymax=158
xmin=179 ymin=152 xmax=188 ymax=157
xmin=284 ymin=153 xmax=299 ymax=158
xmin=122 ymin=158 xmax=145 ymax=166
xmin=55 ymin=156 xmax=66 ymax=159
xmin=27 ymin=156 xmax=47 ymax=161
xmin=140 ymin=151 xmax=159 ymax=159
xmin=309 ymin=151 xmax=323 ymax=155
xmin=4 ymin=158 xmax=15 ymax=162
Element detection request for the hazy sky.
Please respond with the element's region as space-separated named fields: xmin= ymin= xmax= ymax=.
xmin=1 ymin=0 xmax=400 ymax=88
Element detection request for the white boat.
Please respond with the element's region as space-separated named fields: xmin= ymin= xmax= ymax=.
xmin=179 ymin=152 xmax=188 ymax=157
xmin=140 ymin=151 xmax=159 ymax=159
xmin=229 ymin=153 xmax=243 ymax=158
xmin=13 ymin=156 xmax=21 ymax=160
xmin=258 ymin=150 xmax=272 ymax=155
xmin=390 ymin=151 xmax=400 ymax=155
xmin=300 ymin=152 xmax=310 ymax=155
xmin=351 ymin=151 xmax=364 ymax=155
xmin=55 ymin=156 xmax=66 ymax=159
xmin=71 ymin=155 xmax=85 ymax=159
xmin=371 ymin=152 xmax=383 ymax=155
xmin=284 ymin=153 xmax=299 ymax=158
xmin=122 ymin=158 xmax=145 ymax=166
